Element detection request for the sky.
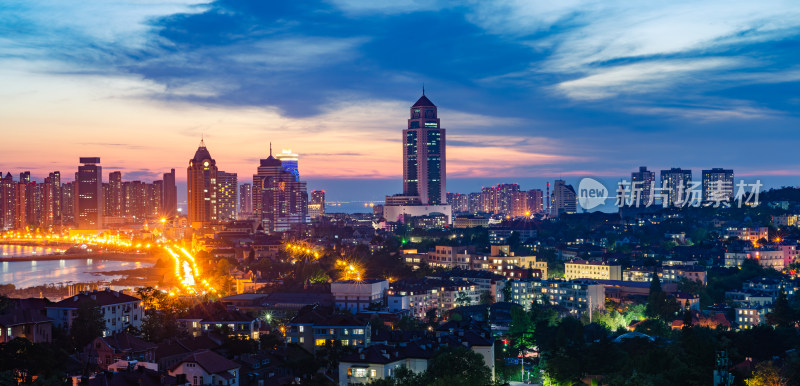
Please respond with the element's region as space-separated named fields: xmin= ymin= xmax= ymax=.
xmin=2 ymin=0 xmax=800 ymax=209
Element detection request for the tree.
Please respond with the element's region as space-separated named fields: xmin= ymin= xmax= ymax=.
xmin=508 ymin=307 xmax=536 ymax=352
xmin=141 ymin=311 xmax=180 ymax=343
xmin=455 ymin=291 xmax=471 ymax=307
xmin=70 ymin=300 xmax=104 ymax=349
xmin=479 ymin=290 xmax=494 ymax=305
xmin=766 ymin=288 xmax=795 ymax=328
xmin=746 ymin=361 xmax=787 ymax=386
xmin=423 ymin=346 xmax=493 ymax=386
xmin=501 ymin=282 xmax=513 ymax=302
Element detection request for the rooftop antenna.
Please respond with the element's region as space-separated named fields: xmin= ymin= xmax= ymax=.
xmin=269 ymin=142 xmax=273 ymax=156
xmin=422 ymin=83 xmax=425 ymax=96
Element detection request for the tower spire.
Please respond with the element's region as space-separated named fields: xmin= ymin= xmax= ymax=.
xmin=200 ymin=133 xmax=205 ymax=147
xmin=269 ymin=142 xmax=273 ymax=156
xmin=422 ymin=83 xmax=425 ymax=96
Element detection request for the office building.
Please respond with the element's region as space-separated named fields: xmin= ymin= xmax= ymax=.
xmin=217 ymin=171 xmax=238 ymax=221
xmin=275 ymin=149 xmax=300 ymax=180
xmin=76 ymin=157 xmax=103 ymax=230
xmin=660 ymin=168 xmax=692 ymax=207
xmin=702 ymin=168 xmax=734 ymax=203
xmin=187 ymin=140 xmax=218 ymax=226
xmin=253 ymin=144 xmax=309 ymax=232
xmin=384 ymin=92 xmax=451 ymax=223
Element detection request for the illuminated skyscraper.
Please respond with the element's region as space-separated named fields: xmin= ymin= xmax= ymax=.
xmin=253 ymin=145 xmax=308 ymax=232
xmin=276 ymin=149 xmax=300 ymax=180
xmin=403 ymin=92 xmax=446 ymax=205
xmin=76 ymin=157 xmax=103 ymax=229
xmin=162 ymin=169 xmax=177 ymax=217
xmin=187 ymin=140 xmax=218 ymax=226
xmin=384 ymin=92 xmax=452 ymax=223
xmin=217 ymin=171 xmax=238 ymax=221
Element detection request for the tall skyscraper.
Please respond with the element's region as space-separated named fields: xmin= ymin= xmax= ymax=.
xmin=384 ymin=92 xmax=452 ymax=223
xmin=187 ymin=140 xmax=218 ymax=226
xmin=275 ymin=149 xmax=300 ymax=180
xmin=550 ymin=180 xmax=577 ymax=217
xmin=217 ymin=171 xmax=238 ymax=221
xmin=253 ymin=144 xmax=282 ymax=217
xmin=108 ymin=171 xmax=123 ymax=217
xmin=702 ymin=168 xmax=734 ymax=203
xmin=309 ymin=190 xmax=325 ymax=219
xmin=660 ymin=168 xmax=692 ymax=207
xmin=253 ymin=145 xmax=308 ymax=231
xmin=239 ymin=183 xmax=252 ymax=216
xmin=76 ymin=157 xmax=103 ymax=229
xmin=631 ymin=166 xmax=655 ymax=206
xmin=403 ymin=92 xmax=446 ymax=205
xmin=162 ymin=169 xmax=177 ymax=217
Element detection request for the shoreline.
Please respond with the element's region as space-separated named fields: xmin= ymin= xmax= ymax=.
xmin=0 ymin=252 xmax=159 ymax=263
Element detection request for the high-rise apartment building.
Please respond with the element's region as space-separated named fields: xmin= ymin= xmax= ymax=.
xmin=162 ymin=169 xmax=177 ymax=217
xmin=76 ymin=157 xmax=103 ymax=230
xmin=48 ymin=171 xmax=61 ymax=226
xmin=0 ymin=173 xmax=15 ymax=229
xmin=217 ymin=171 xmax=238 ymax=221
xmin=187 ymin=140 xmax=218 ymax=226
xmin=108 ymin=171 xmax=123 ymax=217
xmin=702 ymin=168 xmax=734 ymax=203
xmin=239 ymin=183 xmax=252 ymax=216
xmin=550 ymin=180 xmax=577 ymax=217
xmin=527 ymin=189 xmax=543 ymax=214
xmin=660 ymin=168 xmax=692 ymax=207
xmin=309 ymin=190 xmax=325 ymax=219
xmin=631 ymin=166 xmax=655 ymax=206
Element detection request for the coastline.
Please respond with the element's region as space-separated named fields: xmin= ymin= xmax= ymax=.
xmin=0 ymin=251 xmax=159 ymax=263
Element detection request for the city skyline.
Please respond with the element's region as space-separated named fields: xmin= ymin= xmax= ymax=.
xmin=3 ymin=1 xmax=800 ymax=188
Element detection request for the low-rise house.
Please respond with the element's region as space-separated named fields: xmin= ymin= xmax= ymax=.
xmin=83 ymin=332 xmax=157 ymax=370
xmin=178 ymin=303 xmax=261 ymax=340
xmin=168 ymin=349 xmax=240 ymax=386
xmin=45 ymin=289 xmax=143 ymax=336
xmin=330 ymin=280 xmax=388 ymax=313
xmin=286 ymin=305 xmax=371 ymax=353
xmin=0 ymin=308 xmax=52 ymax=343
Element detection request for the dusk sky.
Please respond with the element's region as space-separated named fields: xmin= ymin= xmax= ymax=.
xmin=3 ymin=1 xmax=800 ymax=207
